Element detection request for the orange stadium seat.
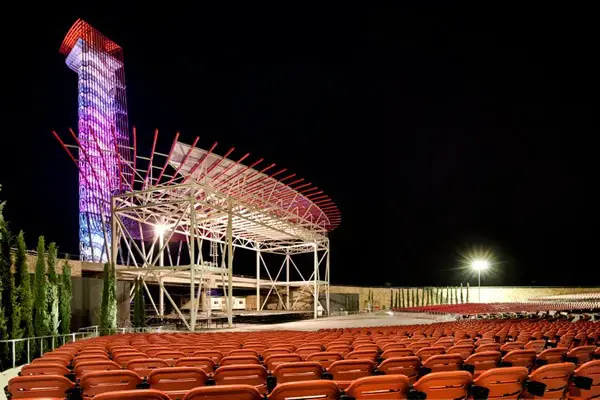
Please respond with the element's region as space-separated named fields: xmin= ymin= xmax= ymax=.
xmin=92 ymin=389 xmax=172 ymax=400
xmin=267 ymin=380 xmax=340 ymax=400
xmin=213 ymin=364 xmax=268 ymax=394
xmin=524 ymin=362 xmax=576 ymax=399
xmin=148 ymin=367 xmax=208 ymax=399
xmin=377 ymin=356 xmax=420 ymax=383
xmin=264 ymin=353 xmax=304 ymax=371
xmin=413 ymin=370 xmax=472 ymax=400
xmin=473 ymin=367 xmax=529 ymax=400
xmin=183 ymin=384 xmax=263 ymax=400
xmin=79 ymin=370 xmax=142 ymax=399
xmin=326 ymin=359 xmax=374 ymax=389
xmin=174 ymin=356 xmax=216 ymax=373
xmin=344 ymin=374 xmax=411 ymax=400
xmin=271 ymin=361 xmax=324 ymax=385
xmin=19 ymin=362 xmax=70 ymax=376
xmin=568 ymin=359 xmax=600 ymax=399
xmin=7 ymin=375 xmax=75 ymax=399
xmin=126 ymin=358 xmax=170 ymax=378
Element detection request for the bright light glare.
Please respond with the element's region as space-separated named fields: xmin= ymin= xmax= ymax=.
xmin=155 ymin=224 xmax=168 ymax=237
xmin=471 ymin=259 xmax=489 ymax=271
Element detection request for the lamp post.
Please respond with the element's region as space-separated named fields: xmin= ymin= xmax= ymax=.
xmin=471 ymin=260 xmax=489 ymax=303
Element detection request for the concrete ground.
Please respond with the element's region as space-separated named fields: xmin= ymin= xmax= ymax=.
xmin=0 ymin=312 xmax=454 ymax=400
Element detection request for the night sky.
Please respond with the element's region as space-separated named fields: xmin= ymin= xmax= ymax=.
xmin=1 ymin=6 xmax=597 ymax=287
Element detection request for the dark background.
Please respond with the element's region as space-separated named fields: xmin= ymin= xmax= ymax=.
xmin=1 ymin=6 xmax=597 ymax=287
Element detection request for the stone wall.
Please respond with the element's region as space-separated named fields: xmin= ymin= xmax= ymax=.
xmin=22 ymin=254 xmax=83 ymax=277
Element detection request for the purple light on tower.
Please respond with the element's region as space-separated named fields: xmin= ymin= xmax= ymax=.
xmin=60 ymin=20 xmax=130 ymax=262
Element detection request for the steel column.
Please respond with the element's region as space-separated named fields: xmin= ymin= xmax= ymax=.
xmin=227 ymin=199 xmax=234 ymax=327
xmin=256 ymin=245 xmax=261 ymax=311
xmin=313 ymin=244 xmax=318 ymax=319
xmin=286 ymin=252 xmax=290 ymax=310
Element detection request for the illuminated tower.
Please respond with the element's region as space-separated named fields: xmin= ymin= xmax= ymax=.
xmin=60 ymin=20 xmax=130 ymax=262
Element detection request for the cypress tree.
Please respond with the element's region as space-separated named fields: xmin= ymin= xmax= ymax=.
xmin=453 ymin=286 xmax=457 ymax=304
xmin=0 ymin=213 xmax=18 ymax=341
xmin=100 ymin=263 xmax=117 ymax=334
xmin=33 ymin=236 xmax=49 ymax=338
xmin=47 ymin=242 xmax=59 ymax=335
xmin=390 ymin=289 xmax=394 ymax=310
xmin=408 ymin=288 xmax=412 ymax=307
xmin=415 ymin=288 xmax=420 ymax=307
xmin=466 ymin=282 xmax=470 ymax=303
xmin=446 ymin=286 xmax=450 ymax=304
xmin=59 ymin=258 xmax=72 ymax=334
xmin=460 ymin=283 xmax=464 ymax=304
xmin=15 ymin=231 xmax=34 ymax=356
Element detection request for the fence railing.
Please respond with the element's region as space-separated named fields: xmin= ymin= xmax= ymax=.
xmin=0 ymin=331 xmax=99 ymax=371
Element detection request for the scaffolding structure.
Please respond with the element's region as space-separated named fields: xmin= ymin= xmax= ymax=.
xmin=56 ymin=20 xmax=340 ymax=330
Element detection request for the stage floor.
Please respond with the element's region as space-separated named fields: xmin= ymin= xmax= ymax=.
xmin=226 ymin=311 xmax=457 ymax=332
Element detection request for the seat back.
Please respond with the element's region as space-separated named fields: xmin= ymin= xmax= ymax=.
xmin=500 ymin=342 xmax=525 ymax=352
xmin=114 ymin=352 xmax=148 ymax=367
xmin=267 ymin=380 xmax=340 ymax=400
xmin=20 ymin=362 xmax=70 ymax=376
xmin=476 ymin=343 xmax=501 ymax=353
xmin=220 ymin=355 xmax=261 ymax=366
xmin=306 ymin=352 xmax=344 ymax=368
xmin=526 ymin=362 xmax=575 ymax=398
xmin=568 ymin=360 xmax=600 ymax=399
xmin=502 ymin=349 xmax=536 ymax=369
xmin=567 ymin=345 xmax=595 ymax=365
xmin=126 ymin=358 xmax=170 ymax=378
xmin=229 ymin=349 xmax=259 ymax=357
xmin=538 ymin=348 xmax=568 ymax=365
xmin=148 ymin=367 xmax=208 ymax=396
xmin=262 ymin=348 xmax=291 ymax=359
xmin=80 ymin=370 xmax=142 ymax=398
xmin=473 ymin=367 xmax=528 ymax=400
xmin=465 ymin=351 xmax=502 ymax=376
xmin=272 ymin=361 xmax=323 ymax=384
xmin=154 ymin=350 xmax=187 ymax=364
xmin=328 ymin=359 xmax=374 ymax=382
xmin=174 ymin=357 xmax=216 ymax=373
xmin=416 ymin=346 xmax=445 ymax=362
xmin=74 ymin=360 xmax=122 ymax=378
xmin=381 ymin=348 xmax=413 ymax=359
xmin=325 ymin=344 xmax=351 ymax=356
xmin=423 ymin=354 xmax=463 ymax=373
xmin=345 ymin=350 xmax=378 ymax=362
xmin=413 ymin=370 xmax=472 ymax=399
xmin=183 ymin=384 xmax=263 ymax=400
xmin=377 ymin=356 xmax=420 ymax=382
xmin=213 ymin=364 xmax=268 ymax=391
xmin=192 ymin=350 xmax=223 ymax=363
xmin=345 ymin=375 xmax=410 ymax=400
xmin=264 ymin=353 xmax=304 ymax=370
xmin=525 ymin=340 xmax=547 ymax=354
xmin=447 ymin=345 xmax=474 ymax=359
xmin=31 ymin=356 xmax=70 ymax=367
xmin=296 ymin=344 xmax=323 ymax=359
xmin=7 ymin=375 xmax=74 ymax=399
xmin=93 ymin=389 xmax=171 ymax=400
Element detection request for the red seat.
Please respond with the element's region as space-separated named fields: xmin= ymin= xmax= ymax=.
xmin=568 ymin=360 xmax=600 ymax=400
xmin=264 ymin=354 xmax=304 ymax=371
xmin=306 ymin=352 xmax=344 ymax=368
xmin=525 ymin=362 xmax=575 ymax=399
xmin=377 ymin=356 xmax=420 ymax=383
xmin=567 ymin=346 xmax=596 ymax=365
xmin=538 ymin=348 xmax=568 ymax=365
xmin=79 ymin=370 xmax=142 ymax=399
xmin=344 ymin=375 xmax=410 ymax=400
xmin=191 ymin=350 xmax=223 ymax=363
xmin=93 ymin=389 xmax=171 ymax=400
xmin=74 ymin=360 xmax=122 ymax=378
xmin=381 ymin=348 xmax=413 ymax=359
xmin=213 ymin=364 xmax=268 ymax=394
xmin=422 ymin=354 xmax=463 ymax=373
xmin=183 ymin=384 xmax=263 ymax=400
xmin=126 ymin=358 xmax=170 ymax=378
xmin=219 ymin=355 xmax=261 ymax=366
xmin=473 ymin=367 xmax=528 ymax=400
xmin=271 ymin=361 xmax=323 ymax=384
xmin=174 ymin=357 xmax=216 ymax=373
xmin=502 ymin=350 xmax=537 ymax=370
xmin=7 ymin=375 xmax=74 ymax=399
xmin=415 ymin=346 xmax=445 ymax=362
xmin=327 ymin=359 xmax=374 ymax=389
xmin=447 ymin=344 xmax=474 ymax=359
xmin=267 ymin=380 xmax=340 ymax=400
xmin=148 ymin=367 xmax=208 ymax=399
xmin=464 ymin=351 xmax=502 ymax=377
xmin=20 ymin=363 xmax=70 ymax=376
xmin=345 ymin=350 xmax=378 ymax=363
xmin=413 ymin=370 xmax=472 ymax=399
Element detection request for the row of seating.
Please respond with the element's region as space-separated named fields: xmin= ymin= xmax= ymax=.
xmin=399 ymin=302 xmax=600 ymax=314
xmin=7 ymin=361 xmax=600 ymax=399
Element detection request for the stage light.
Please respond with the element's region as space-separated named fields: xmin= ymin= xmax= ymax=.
xmin=471 ymin=259 xmax=489 ymax=271
xmin=155 ymin=224 xmax=168 ymax=237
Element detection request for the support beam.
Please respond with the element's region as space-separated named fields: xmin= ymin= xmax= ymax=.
xmin=286 ymin=252 xmax=290 ymax=310
xmin=326 ymin=248 xmax=330 ymax=316
xmin=256 ymin=245 xmax=261 ymax=311
xmin=313 ymin=244 xmax=318 ymax=319
xmin=227 ymin=198 xmax=234 ymax=328
xmin=190 ymin=199 xmax=196 ymax=331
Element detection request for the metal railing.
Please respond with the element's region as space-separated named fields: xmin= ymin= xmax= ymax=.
xmin=0 ymin=331 xmax=99 ymax=371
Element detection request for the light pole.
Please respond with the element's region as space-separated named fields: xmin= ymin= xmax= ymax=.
xmin=155 ymin=224 xmax=168 ymax=315
xmin=471 ymin=260 xmax=489 ymax=303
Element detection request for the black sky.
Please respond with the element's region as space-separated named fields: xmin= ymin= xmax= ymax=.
xmin=1 ymin=5 xmax=597 ymax=287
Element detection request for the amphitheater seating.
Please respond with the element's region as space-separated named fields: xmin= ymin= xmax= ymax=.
xmin=6 ymin=317 xmax=600 ymax=400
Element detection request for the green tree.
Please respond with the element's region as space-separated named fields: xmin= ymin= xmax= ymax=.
xmin=59 ymin=258 xmax=72 ymax=334
xmin=33 ymin=236 xmax=49 ymax=338
xmin=460 ymin=283 xmax=464 ymax=304
xmin=46 ymin=242 xmax=59 ymax=335
xmin=15 ymin=231 xmax=34 ymax=356
xmin=390 ymin=289 xmax=394 ymax=310
xmin=445 ymin=286 xmax=450 ymax=304
xmin=100 ymin=263 xmax=117 ymax=334
xmin=407 ymin=288 xmax=412 ymax=308
xmin=466 ymin=282 xmax=470 ymax=303
xmin=0 ymin=213 xmax=18 ymax=341
xmin=133 ymin=278 xmax=146 ymax=328
xmin=415 ymin=288 xmax=420 ymax=307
